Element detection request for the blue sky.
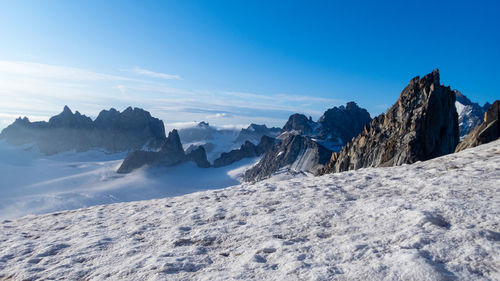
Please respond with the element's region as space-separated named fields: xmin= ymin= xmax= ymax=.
xmin=0 ymin=0 xmax=498 ymax=130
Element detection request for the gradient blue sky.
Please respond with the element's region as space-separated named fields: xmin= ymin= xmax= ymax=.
xmin=0 ymin=0 xmax=498 ymax=130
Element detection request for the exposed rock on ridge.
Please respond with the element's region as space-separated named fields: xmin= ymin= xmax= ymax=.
xmin=317 ymin=102 xmax=372 ymax=144
xmin=244 ymin=134 xmax=333 ymax=182
xmin=213 ymin=136 xmax=275 ymax=168
xmin=186 ymin=146 xmax=211 ymax=168
xmin=117 ymin=130 xmax=187 ymax=173
xmin=0 ymin=106 xmax=166 ymax=154
xmin=244 ymin=102 xmax=371 ymax=182
xmin=321 ymin=69 xmax=459 ymax=174
xmin=455 ymin=100 xmax=499 ymax=152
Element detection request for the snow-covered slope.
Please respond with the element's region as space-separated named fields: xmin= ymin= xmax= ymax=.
xmin=1 ymin=141 xmax=499 ymax=280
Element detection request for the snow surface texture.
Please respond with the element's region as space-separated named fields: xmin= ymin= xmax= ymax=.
xmin=0 ymin=141 xmax=258 ymax=219
xmin=1 ymin=141 xmax=499 ymax=280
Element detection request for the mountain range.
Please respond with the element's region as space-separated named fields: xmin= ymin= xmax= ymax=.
xmin=0 ymin=69 xmax=497 ymax=181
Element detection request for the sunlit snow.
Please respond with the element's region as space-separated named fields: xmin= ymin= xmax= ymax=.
xmin=0 ymin=140 xmax=498 ymax=280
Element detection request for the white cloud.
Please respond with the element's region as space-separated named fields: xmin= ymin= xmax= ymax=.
xmin=213 ymin=113 xmax=233 ymax=118
xmin=132 ymin=67 xmax=182 ymax=80
xmin=0 ymin=61 xmax=130 ymax=81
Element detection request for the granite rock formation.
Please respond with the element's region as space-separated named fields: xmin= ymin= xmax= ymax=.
xmin=186 ymin=146 xmax=211 ymax=168
xmin=321 ymin=69 xmax=459 ymax=174
xmin=117 ymin=130 xmax=187 ymax=173
xmin=243 ymin=134 xmax=333 ymax=182
xmin=213 ymin=135 xmax=275 ymax=168
xmin=455 ymin=100 xmax=499 ymax=152
xmin=0 ymin=106 xmax=166 ymax=154
xmin=316 ymin=102 xmax=372 ymax=144
xmin=281 ymin=114 xmax=315 ymax=135
xmin=243 ymin=102 xmax=371 ymax=181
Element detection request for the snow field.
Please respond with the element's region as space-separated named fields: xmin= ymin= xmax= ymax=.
xmin=0 ymin=140 xmax=499 ymax=280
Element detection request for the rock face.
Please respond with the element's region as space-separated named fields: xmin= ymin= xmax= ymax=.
xmin=186 ymin=146 xmax=211 ymax=168
xmin=117 ymin=130 xmax=187 ymax=173
xmin=321 ymin=69 xmax=459 ymax=174
xmin=213 ymin=135 xmax=275 ymax=168
xmin=280 ymin=102 xmax=371 ymax=151
xmin=234 ymin=124 xmax=280 ymax=144
xmin=316 ymin=102 xmax=372 ymax=144
xmin=455 ymin=100 xmax=499 ymax=152
xmin=243 ymin=102 xmax=371 ymax=182
xmin=244 ymin=134 xmax=333 ymax=182
xmin=0 ymin=106 xmax=166 ymax=154
xmin=281 ymin=114 xmax=315 ymax=135
xmin=454 ymin=90 xmax=487 ymax=139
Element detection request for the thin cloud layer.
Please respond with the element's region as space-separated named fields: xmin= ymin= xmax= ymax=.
xmin=0 ymin=61 xmax=346 ymax=131
xmin=132 ymin=67 xmax=182 ymax=80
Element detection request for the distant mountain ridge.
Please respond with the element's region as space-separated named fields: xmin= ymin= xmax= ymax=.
xmin=455 ymin=100 xmax=499 ymax=152
xmin=454 ymin=90 xmax=488 ymax=139
xmin=0 ymin=106 xmax=166 ymax=154
xmin=234 ymin=123 xmax=280 ymax=144
xmin=244 ymin=102 xmax=372 ymax=181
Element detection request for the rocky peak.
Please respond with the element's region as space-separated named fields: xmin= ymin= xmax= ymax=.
xmin=453 ymin=90 xmax=486 ymax=139
xmin=213 ymin=135 xmax=276 ymax=168
xmin=281 ymin=114 xmax=314 ymax=135
xmin=317 ymin=101 xmax=371 ymax=143
xmin=455 ymin=100 xmax=499 ymax=152
xmin=197 ymin=121 xmax=210 ymax=128
xmin=244 ymin=134 xmax=332 ymax=182
xmin=186 ymin=146 xmax=211 ymax=168
xmin=48 ymin=106 xmax=93 ymax=129
xmin=321 ymin=69 xmax=459 ymax=174
xmin=161 ymin=129 xmax=184 ymax=155
xmin=1 ymin=106 xmax=167 ymax=154
xmin=117 ymin=129 xmax=187 ymax=173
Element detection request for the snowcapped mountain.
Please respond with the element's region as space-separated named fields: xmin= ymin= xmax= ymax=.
xmin=1 ymin=140 xmax=498 ymax=280
xmin=454 ymin=90 xmax=487 ymax=140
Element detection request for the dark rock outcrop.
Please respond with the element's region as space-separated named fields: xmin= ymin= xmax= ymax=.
xmin=244 ymin=134 xmax=333 ymax=182
xmin=279 ymin=102 xmax=371 ymax=152
xmin=243 ymin=102 xmax=371 ymax=182
xmin=455 ymin=100 xmax=499 ymax=152
xmin=317 ymin=102 xmax=372 ymax=144
xmin=454 ymin=90 xmax=487 ymax=139
xmin=186 ymin=146 xmax=211 ymax=168
xmin=117 ymin=130 xmax=187 ymax=173
xmin=281 ymin=114 xmax=315 ymax=135
xmin=213 ymin=135 xmax=275 ymax=168
xmin=234 ymin=123 xmax=280 ymax=144
xmin=321 ymin=69 xmax=459 ymax=174
xmin=0 ymin=106 xmax=166 ymax=154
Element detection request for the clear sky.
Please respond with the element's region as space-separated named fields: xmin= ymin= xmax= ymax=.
xmin=0 ymin=0 xmax=498 ymax=130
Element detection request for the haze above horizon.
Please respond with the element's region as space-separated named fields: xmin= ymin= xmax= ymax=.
xmin=0 ymin=0 xmax=498 ymax=130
